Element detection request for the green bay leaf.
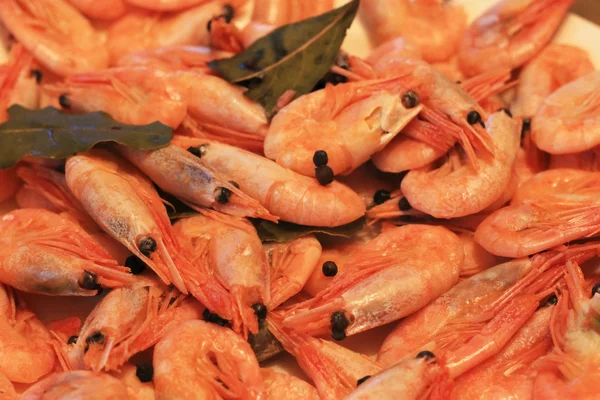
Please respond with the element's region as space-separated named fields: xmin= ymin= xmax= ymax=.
xmin=255 ymin=217 xmax=366 ymax=243
xmin=0 ymin=106 xmax=172 ymax=169
xmin=208 ymin=0 xmax=359 ymax=116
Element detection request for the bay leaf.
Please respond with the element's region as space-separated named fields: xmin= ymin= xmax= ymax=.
xmin=0 ymin=106 xmax=172 ymax=169
xmin=248 ymin=320 xmax=283 ymax=363
xmin=208 ymin=0 xmax=359 ymax=116
xmin=255 ymin=217 xmax=366 ymax=243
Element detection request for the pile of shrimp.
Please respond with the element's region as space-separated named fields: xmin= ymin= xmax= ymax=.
xmin=0 ymin=0 xmax=599 ymax=398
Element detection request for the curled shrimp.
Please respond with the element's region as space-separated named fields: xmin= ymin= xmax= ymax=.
xmin=265 ymin=78 xmax=423 ymax=177
xmin=280 ymin=224 xmax=463 ymax=339
xmin=475 ymin=169 xmax=600 ymax=257
xmin=533 ymin=70 xmax=600 ymax=154
xmin=118 ymin=144 xmax=274 ymax=221
xmin=359 ymin=0 xmax=467 ymax=63
xmin=0 ymin=209 xmax=133 ymax=296
xmin=174 ymin=212 xmax=269 ymax=336
xmin=261 ymin=368 xmax=319 ymax=400
xmin=511 ymin=44 xmax=594 ymax=118
xmin=21 ymin=371 xmax=129 ymax=400
xmin=106 ymin=1 xmax=244 ymax=63
xmin=264 ymin=235 xmax=322 ymax=309
xmin=458 ymin=0 xmax=573 ymax=77
xmin=43 ymin=66 xmax=187 ymax=129
xmin=0 ymin=0 xmax=109 ymax=76
xmin=401 ymin=111 xmax=520 ymax=219
xmin=153 ymin=320 xmax=265 ymax=399
xmin=0 ymin=283 xmax=55 ymax=383
xmin=116 ymin=45 xmax=232 ymax=71
xmin=65 ymin=0 xmax=126 ymax=20
xmin=458 ymin=232 xmax=505 ymax=277
xmin=171 ymin=136 xmax=366 ymax=227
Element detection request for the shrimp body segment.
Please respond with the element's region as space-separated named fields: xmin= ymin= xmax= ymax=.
xmin=21 ymin=371 xmax=129 ymax=400
xmin=265 ymin=79 xmax=423 ymax=177
xmin=533 ymin=70 xmax=600 ymax=154
xmin=153 ymin=320 xmax=265 ymax=400
xmin=171 ymin=136 xmax=366 ymax=227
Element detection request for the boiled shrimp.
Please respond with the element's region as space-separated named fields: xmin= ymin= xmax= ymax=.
xmin=0 ymin=44 xmax=39 ymax=121
xmin=115 ymin=45 xmax=232 ymax=71
xmin=514 ymin=129 xmax=549 ymax=188
xmin=0 ymin=169 xmax=19 ymax=204
xmin=106 ymin=1 xmax=245 ymax=63
xmin=0 ymin=283 xmax=55 ymax=383
xmin=0 ymin=209 xmax=133 ymax=296
xmin=171 ymin=136 xmax=366 ymax=227
xmin=265 ymin=78 xmax=422 ymax=177
xmin=111 ymin=363 xmax=156 ymax=400
xmin=475 ymin=169 xmax=600 ymax=257
xmin=458 ymin=0 xmax=573 ymax=77
xmin=366 ymin=37 xmax=422 ymax=74
xmin=280 ymin=224 xmax=462 ymax=339
xmin=264 ymin=235 xmax=322 ymax=309
xmin=511 ymin=44 xmax=594 ymax=118
xmin=66 ymin=0 xmax=126 ymax=20
xmin=118 ymin=144 xmax=274 ymax=220
xmin=153 ymin=320 xmax=265 ymax=399
xmin=21 ymin=371 xmax=129 ymax=400
xmin=359 ymin=0 xmax=467 ymax=63
xmin=0 ymin=372 xmax=16 ymax=400
xmin=261 ymin=368 xmax=319 ymax=400
xmin=268 ymin=316 xmax=382 ymax=400
xmin=532 ymin=70 xmax=600 ymax=154
xmin=458 ymin=232 xmax=505 ymax=277
xmin=126 ymin=0 xmax=219 ymax=12
xmin=549 ymin=147 xmax=600 ymax=171
xmin=43 ymin=66 xmax=187 ymax=129
xmin=0 ymin=0 xmax=109 ymax=76
xmin=401 ymin=110 xmax=520 ymax=219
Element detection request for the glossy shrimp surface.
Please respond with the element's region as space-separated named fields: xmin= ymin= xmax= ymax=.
xmin=21 ymin=371 xmax=129 ymax=400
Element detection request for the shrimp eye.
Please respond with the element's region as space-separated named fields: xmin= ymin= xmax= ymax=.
xmin=315 ymin=165 xmax=334 ymax=186
xmin=592 ymin=283 xmax=600 ymax=296
xmin=222 ymin=4 xmax=235 ymax=22
xmin=252 ymin=303 xmax=267 ymax=321
xmin=416 ymin=350 xmax=436 ymax=361
xmin=86 ymin=331 xmax=105 ymax=346
xmin=521 ymin=118 xmax=532 ymax=142
xmin=187 ymin=145 xmax=207 ymax=158
xmin=138 ymin=237 xmax=157 ymax=256
xmin=67 ymin=335 xmax=78 ymax=345
xmin=357 ymin=375 xmax=371 ymax=386
xmin=401 ymin=90 xmax=420 ymax=109
xmin=398 ymin=197 xmax=412 ymax=211
xmin=136 ymin=363 xmax=154 ymax=383
xmin=467 ymin=110 xmax=481 ymax=125
xmin=203 ymin=308 xmax=231 ymax=327
xmin=373 ymin=189 xmax=391 ymax=205
xmin=30 ymin=69 xmax=42 ymax=83
xmin=216 ymin=187 xmax=233 ymax=204
xmin=498 ymin=108 xmax=513 ymax=118
xmin=313 ymin=150 xmax=329 ymax=167
xmin=125 ymin=255 xmax=147 ymax=275
xmin=331 ymin=311 xmax=350 ymax=341
xmin=322 ymin=261 xmax=338 ymax=277
xmin=542 ymin=294 xmax=558 ymax=307
xmin=79 ymin=270 xmax=99 ymax=290
xmin=229 ymin=180 xmax=240 ymax=189
xmin=58 ymin=93 xmax=71 ymax=109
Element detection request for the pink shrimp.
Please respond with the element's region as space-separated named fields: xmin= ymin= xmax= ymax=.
xmin=153 ymin=320 xmax=265 ymax=399
xmin=171 ymin=136 xmax=366 ymax=227
xmin=532 ymin=70 xmax=600 ymax=155
xmin=0 ymin=372 xmax=17 ymax=400
xmin=0 ymin=169 xmax=20 ymax=205
xmin=458 ymin=232 xmax=506 ymax=277
xmin=511 ymin=44 xmax=594 ymax=118
xmin=65 ymin=0 xmax=127 ymax=20
xmin=0 ymin=44 xmax=38 ymax=121
xmin=0 ymin=283 xmax=56 ymax=383
xmin=261 ymin=368 xmax=320 ymax=400
xmin=0 ymin=0 xmax=109 ymax=76
xmin=458 ymin=0 xmax=573 ymax=77
xmin=21 ymin=371 xmax=129 ymax=400
xmin=115 ymin=45 xmax=232 ymax=71
xmin=359 ymin=0 xmax=468 ymax=63
xmin=127 ymin=0 xmax=218 ymax=12
xmin=111 ymin=363 xmax=156 ymax=400
xmin=280 ymin=224 xmax=463 ymax=339
xmin=0 ymin=209 xmax=133 ymax=296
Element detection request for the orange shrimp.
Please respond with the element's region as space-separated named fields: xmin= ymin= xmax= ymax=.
xmin=458 ymin=232 xmax=506 ymax=277
xmin=171 ymin=136 xmax=366 ymax=227
xmin=65 ymin=0 xmax=127 ymax=20
xmin=261 ymin=368 xmax=320 ymax=400
xmin=111 ymin=363 xmax=156 ymax=400
xmin=0 ymin=209 xmax=133 ymax=296
xmin=174 ymin=212 xmax=269 ymax=336
xmin=43 ymin=66 xmax=187 ymax=129
xmin=0 ymin=0 xmax=109 ymax=76
xmin=511 ymin=44 xmax=594 ymax=118
xmin=0 ymin=372 xmax=17 ymax=400
xmin=549 ymin=148 xmax=600 ymax=172
xmin=153 ymin=320 xmax=265 ymax=399
xmin=475 ymin=169 xmax=600 ymax=257
xmin=280 ymin=225 xmax=463 ymax=339
xmin=117 ymin=144 xmax=274 ymax=221
xmin=21 ymin=371 xmax=129 ymax=400
xmin=532 ymin=70 xmax=600 ymax=155
xmin=401 ymin=110 xmax=520 ymax=219
xmin=0 ymin=283 xmax=56 ymax=383
xmin=115 ymin=45 xmax=232 ymax=71
xmin=0 ymin=44 xmax=38 ymax=121
xmin=458 ymin=0 xmax=573 ymax=77
xmin=366 ymin=37 xmax=422 ymax=72
xmin=264 ymin=78 xmax=423 ymax=177
xmin=359 ymin=0 xmax=467 ymax=63
xmin=0 ymin=169 xmax=20 ymax=205
xmin=264 ymin=235 xmax=322 ymax=309
xmin=127 ymin=0 xmax=217 ymax=11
